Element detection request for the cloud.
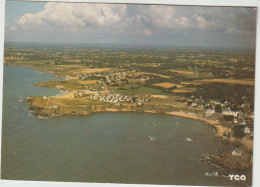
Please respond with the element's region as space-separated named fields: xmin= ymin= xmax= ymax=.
xmin=73 ymin=4 xmax=127 ymax=27
xmin=10 ymin=3 xmax=256 ymax=35
xmin=12 ymin=3 xmax=128 ymax=33
xmin=5 ymin=2 xmax=256 ymax=47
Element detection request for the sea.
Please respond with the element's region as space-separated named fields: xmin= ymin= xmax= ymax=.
xmin=1 ymin=66 xmax=251 ymax=186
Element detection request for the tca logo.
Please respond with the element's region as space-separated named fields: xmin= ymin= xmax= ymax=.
xmin=229 ymin=174 xmax=246 ymax=181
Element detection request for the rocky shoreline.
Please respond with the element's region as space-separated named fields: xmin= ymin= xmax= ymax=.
xmin=166 ymin=111 xmax=253 ymax=176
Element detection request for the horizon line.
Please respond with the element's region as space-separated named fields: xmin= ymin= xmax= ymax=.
xmin=4 ymin=41 xmax=256 ymax=50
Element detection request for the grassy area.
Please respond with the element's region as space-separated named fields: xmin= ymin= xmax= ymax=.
xmin=114 ymin=84 xmax=165 ymax=95
xmin=36 ymin=80 xmax=87 ymax=90
xmin=153 ymin=82 xmax=184 ymax=89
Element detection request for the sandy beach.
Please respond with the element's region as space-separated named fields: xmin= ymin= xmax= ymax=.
xmin=166 ymin=111 xmax=220 ymax=125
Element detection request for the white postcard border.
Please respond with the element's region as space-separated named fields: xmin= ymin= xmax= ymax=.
xmin=1 ymin=0 xmax=260 ymax=187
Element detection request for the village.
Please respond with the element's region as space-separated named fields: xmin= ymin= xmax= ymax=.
xmin=74 ymin=71 xmax=151 ymax=86
xmin=75 ymin=90 xmax=147 ymax=107
xmin=188 ymin=96 xmax=253 ymax=123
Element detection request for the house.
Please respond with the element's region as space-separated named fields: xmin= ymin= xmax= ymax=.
xmin=49 ymin=105 xmax=59 ymax=110
xmin=240 ymin=120 xmax=246 ymax=125
xmin=222 ymin=110 xmax=239 ymax=117
xmin=244 ymin=126 xmax=251 ymax=134
xmin=223 ymin=131 xmax=230 ymax=138
xmin=53 ymin=105 xmax=59 ymax=110
xmin=232 ymin=149 xmax=242 ymax=156
xmin=206 ymin=109 xmax=215 ymax=116
xmin=210 ymin=100 xmax=220 ymax=105
xmin=198 ymin=104 xmax=204 ymax=108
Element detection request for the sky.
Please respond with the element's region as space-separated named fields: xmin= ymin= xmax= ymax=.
xmin=4 ymin=1 xmax=257 ymax=48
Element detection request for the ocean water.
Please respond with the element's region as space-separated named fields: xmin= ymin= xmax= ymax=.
xmin=1 ymin=66 xmax=250 ymax=186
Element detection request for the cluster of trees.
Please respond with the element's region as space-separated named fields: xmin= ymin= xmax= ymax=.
xmin=187 ymin=83 xmax=254 ymax=105
xmin=232 ymin=125 xmax=246 ymax=139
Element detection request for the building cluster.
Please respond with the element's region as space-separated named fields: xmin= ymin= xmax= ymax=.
xmin=73 ymin=71 xmax=150 ymax=86
xmin=84 ymin=92 xmax=149 ymax=107
xmin=104 ymin=73 xmax=150 ymax=85
xmin=74 ymin=72 xmax=106 ymax=80
xmin=126 ymin=74 xmax=150 ymax=84
xmin=187 ymin=96 xmax=254 ymax=134
xmin=89 ymin=93 xmax=131 ymax=104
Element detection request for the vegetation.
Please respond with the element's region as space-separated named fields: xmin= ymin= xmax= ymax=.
xmin=233 ymin=125 xmax=246 ymax=139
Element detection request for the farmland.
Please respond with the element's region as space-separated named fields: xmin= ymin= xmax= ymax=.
xmin=196 ymin=78 xmax=254 ymax=85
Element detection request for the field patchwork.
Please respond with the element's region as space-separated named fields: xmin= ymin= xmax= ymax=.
xmin=153 ymin=82 xmax=184 ymax=89
xmin=196 ymin=79 xmax=254 ymax=86
xmin=170 ymin=70 xmax=195 ymax=75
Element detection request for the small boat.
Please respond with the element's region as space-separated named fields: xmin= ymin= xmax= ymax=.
xmin=201 ymin=153 xmax=211 ymax=159
xmin=184 ymin=137 xmax=198 ymax=143
xmin=205 ymin=171 xmax=218 ymax=177
xmin=147 ymin=136 xmax=156 ymax=141
xmin=186 ymin=137 xmax=192 ymax=142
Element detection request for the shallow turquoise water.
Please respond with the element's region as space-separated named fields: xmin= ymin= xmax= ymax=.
xmin=1 ymin=66 xmax=250 ymax=186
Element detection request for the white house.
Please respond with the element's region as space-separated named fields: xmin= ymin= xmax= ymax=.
xmin=206 ymin=109 xmax=215 ymax=116
xmin=232 ymin=149 xmax=242 ymax=156
xmin=244 ymin=126 xmax=251 ymax=134
xmin=222 ymin=110 xmax=239 ymax=117
xmin=240 ymin=120 xmax=246 ymax=125
xmin=49 ymin=105 xmax=59 ymax=110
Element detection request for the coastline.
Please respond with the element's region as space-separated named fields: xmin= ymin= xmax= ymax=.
xmin=8 ymin=64 xmax=254 ymax=175
xmin=166 ymin=111 xmax=253 ymax=150
xmin=27 ymin=89 xmax=253 ymax=150
xmin=26 ymin=93 xmax=253 ymax=175
xmin=25 ymin=85 xmax=253 ymax=150
xmin=166 ymin=111 xmax=219 ymax=125
xmin=3 ymin=65 xmax=253 ymax=146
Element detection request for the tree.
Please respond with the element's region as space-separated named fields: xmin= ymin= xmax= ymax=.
xmin=187 ymin=101 xmax=192 ymax=106
xmin=215 ymin=104 xmax=222 ymax=113
xmin=232 ymin=125 xmax=245 ymax=139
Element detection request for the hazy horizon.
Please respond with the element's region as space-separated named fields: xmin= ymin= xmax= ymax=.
xmin=4 ymin=41 xmax=256 ymax=51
